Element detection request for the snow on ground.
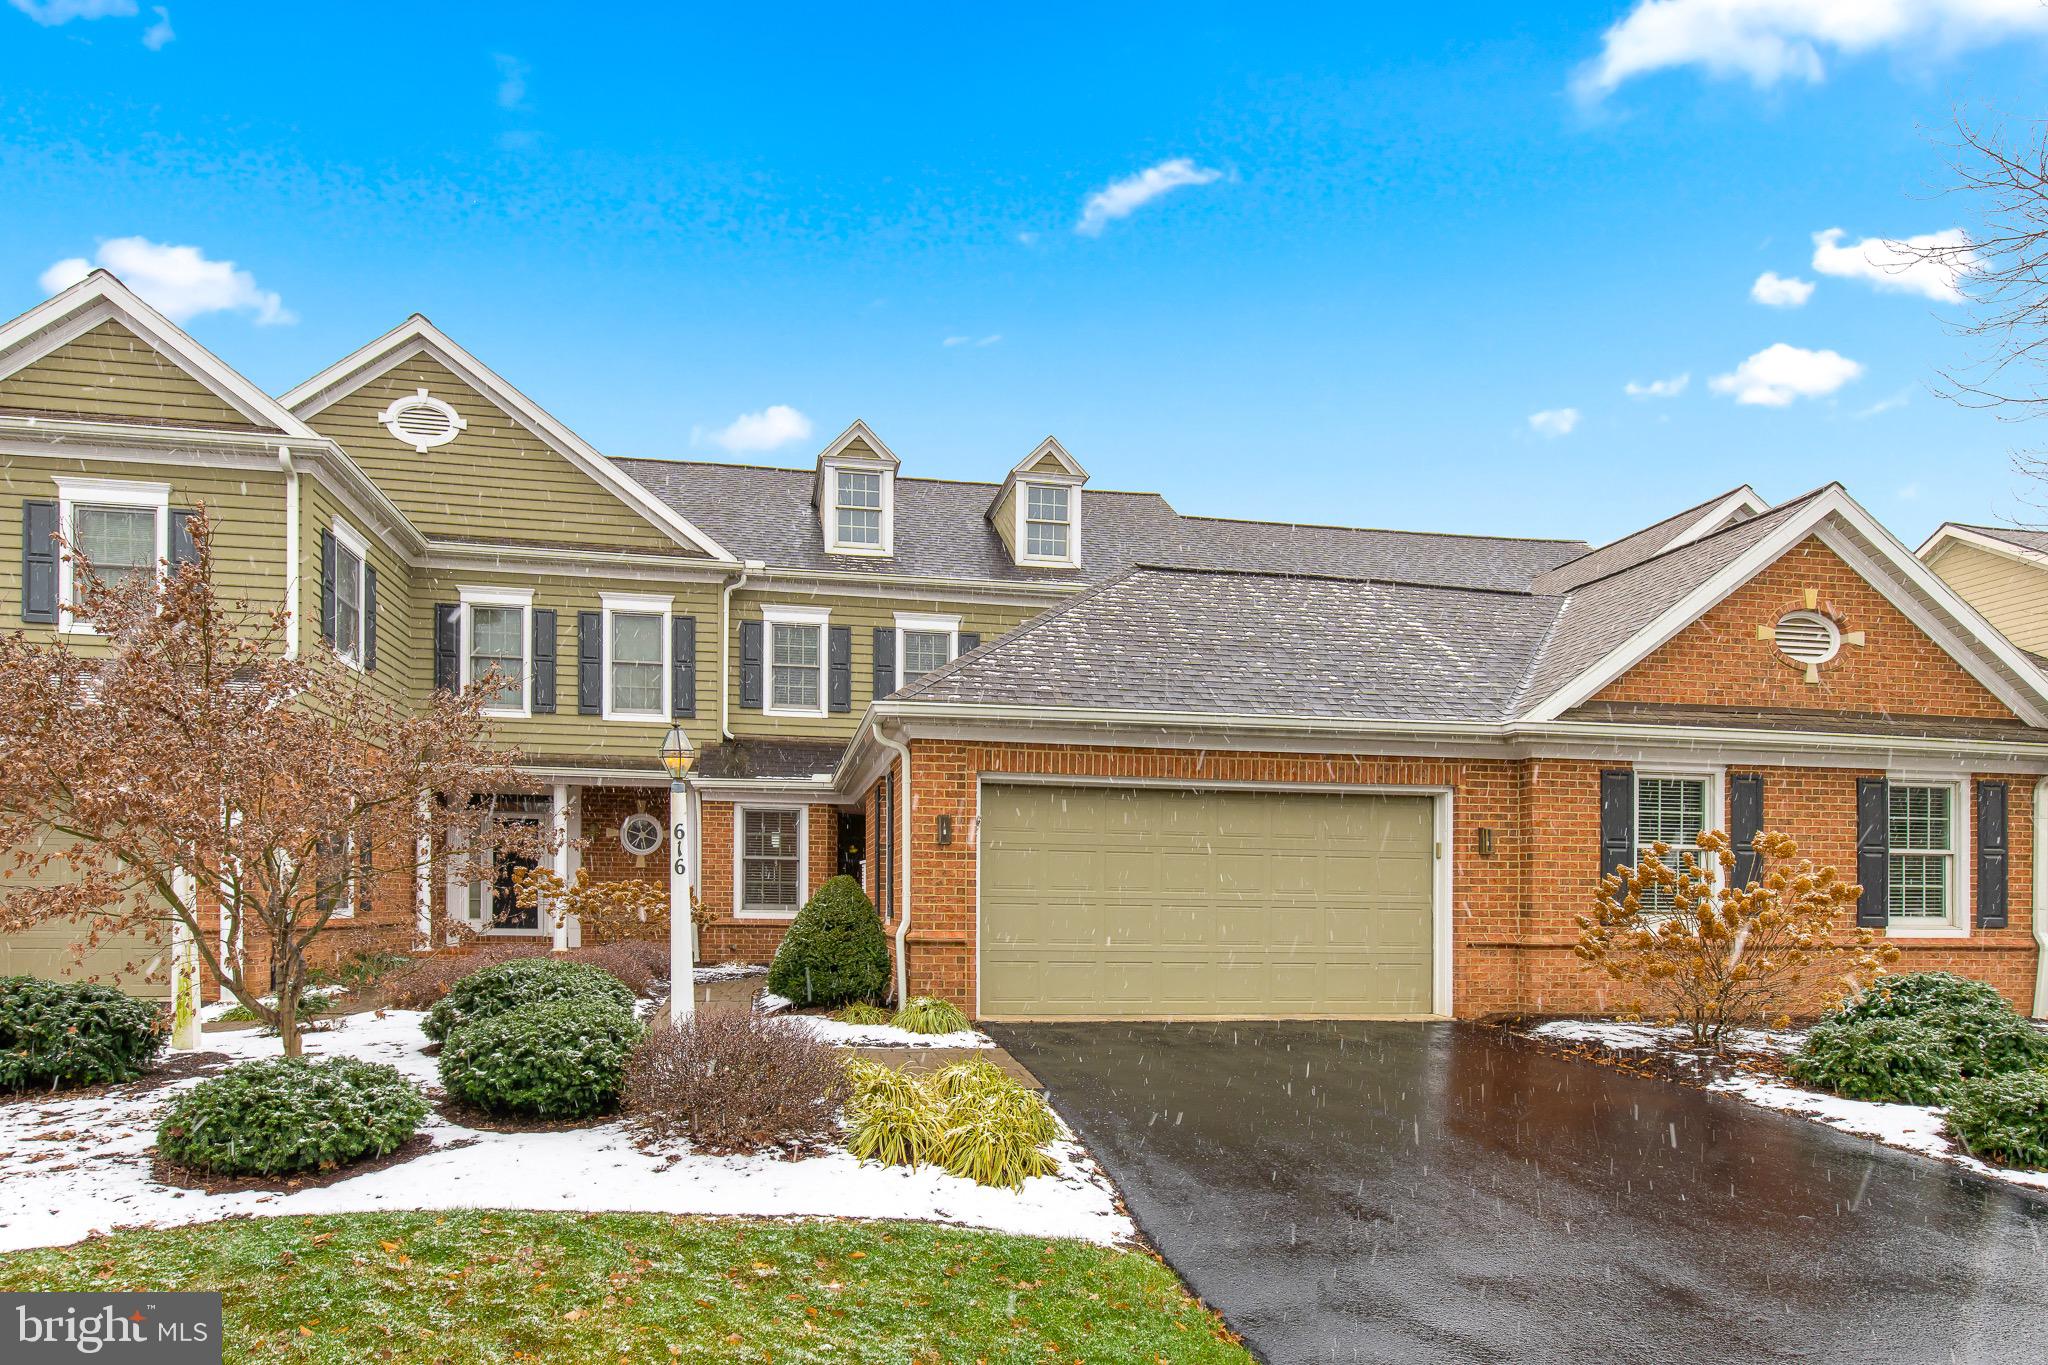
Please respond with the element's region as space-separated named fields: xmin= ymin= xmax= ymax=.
xmin=1528 ymin=1018 xmax=2048 ymax=1194
xmin=693 ymin=963 xmax=766 ymax=983
xmin=779 ymin=1015 xmax=994 ymax=1050
xmin=0 ymin=1008 xmax=1131 ymax=1255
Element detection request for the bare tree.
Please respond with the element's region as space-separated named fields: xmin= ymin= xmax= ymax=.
xmin=0 ymin=511 xmax=549 ymax=1055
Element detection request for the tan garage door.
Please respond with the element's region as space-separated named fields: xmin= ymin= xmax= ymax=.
xmin=979 ymin=784 xmax=1437 ymax=1018
xmin=2 ymin=922 xmax=170 ymax=998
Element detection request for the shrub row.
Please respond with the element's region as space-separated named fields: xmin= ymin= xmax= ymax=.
xmin=0 ymin=976 xmax=165 ymax=1092
xmin=157 ymin=1057 xmax=428 ymax=1176
xmin=423 ymin=956 xmax=635 ymax=1043
xmin=383 ymin=939 xmax=668 ymax=1010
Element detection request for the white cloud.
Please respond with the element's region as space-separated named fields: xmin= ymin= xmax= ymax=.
xmin=494 ymin=53 xmax=529 ymax=110
xmin=39 ymin=237 xmax=293 ymax=324
xmin=139 ymin=4 xmax=168 ymax=47
xmin=1750 ymin=271 xmax=1814 ymax=307
xmin=698 ymin=404 xmax=813 ymax=454
xmin=1528 ymin=407 xmax=1581 ymax=438
xmin=1624 ymin=373 xmax=1690 ymax=399
xmin=1709 ymin=342 xmax=1863 ymax=406
xmin=1575 ymin=0 xmax=2048 ymax=100
xmin=1810 ymin=227 xmax=1970 ymax=302
xmin=944 ymin=334 xmax=1001 ymax=348
xmin=1075 ymin=158 xmax=1223 ymax=237
xmin=1898 ymin=481 xmax=1922 ymax=501
xmin=8 ymin=0 xmax=137 ymax=25
xmin=1854 ymin=387 xmax=1914 ymax=418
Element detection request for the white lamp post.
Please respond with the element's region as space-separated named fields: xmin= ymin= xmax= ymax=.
xmin=661 ymin=724 xmax=697 ymax=1024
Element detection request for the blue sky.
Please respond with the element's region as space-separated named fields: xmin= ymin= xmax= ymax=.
xmin=5 ymin=2 xmax=2048 ymax=548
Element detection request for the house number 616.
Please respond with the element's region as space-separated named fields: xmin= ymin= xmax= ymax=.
xmin=672 ymin=824 xmax=687 ymax=878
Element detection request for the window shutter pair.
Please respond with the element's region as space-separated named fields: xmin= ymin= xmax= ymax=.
xmin=433 ymin=604 xmax=460 ymax=693
xmin=532 ymin=610 xmax=557 ymax=714
xmin=672 ymin=616 xmax=696 ymax=719
xmin=828 ymin=626 xmax=852 ymax=713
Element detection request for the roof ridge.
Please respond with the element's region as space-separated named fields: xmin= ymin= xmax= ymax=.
xmin=1549 ymin=484 xmax=1836 ymax=596
xmin=1125 ymin=561 xmax=1541 ymax=598
xmin=891 ymin=564 xmax=1155 ymax=700
xmin=1570 ymin=484 xmax=1759 ymax=559
xmin=1177 ymin=513 xmax=1584 ymax=546
xmin=614 ymin=455 xmax=1169 ymax=500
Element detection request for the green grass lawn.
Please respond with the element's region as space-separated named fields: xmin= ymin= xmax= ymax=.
xmin=0 ymin=1211 xmax=1251 ymax=1363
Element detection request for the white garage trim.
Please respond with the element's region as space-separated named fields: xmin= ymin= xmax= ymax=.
xmin=971 ymin=775 xmax=1454 ymax=1020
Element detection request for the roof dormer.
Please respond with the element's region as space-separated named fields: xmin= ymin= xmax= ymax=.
xmin=989 ymin=437 xmax=1087 ymax=569
xmin=813 ymin=419 xmax=900 ymax=557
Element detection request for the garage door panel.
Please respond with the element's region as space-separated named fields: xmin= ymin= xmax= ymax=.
xmin=980 ymin=785 xmax=1437 ymax=1018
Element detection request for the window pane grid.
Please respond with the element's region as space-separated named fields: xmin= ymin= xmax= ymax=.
xmin=335 ymin=546 xmax=363 ymax=658
xmin=742 ymin=809 xmax=801 ymax=913
xmin=902 ymin=629 xmax=952 ymax=682
xmin=770 ymin=623 xmax=822 ymax=710
xmin=610 ymin=612 xmax=662 ymax=714
xmin=1888 ymin=785 xmax=1954 ymax=921
xmin=1637 ymin=777 xmax=1708 ymax=915
xmin=836 ymin=471 xmax=883 ymax=545
xmin=1024 ymin=484 xmax=1070 ymax=559
xmin=76 ymin=505 xmax=155 ymax=587
xmin=470 ymin=605 xmax=524 ymax=709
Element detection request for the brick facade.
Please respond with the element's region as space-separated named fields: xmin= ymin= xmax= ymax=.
xmin=692 ymin=797 xmax=841 ymax=965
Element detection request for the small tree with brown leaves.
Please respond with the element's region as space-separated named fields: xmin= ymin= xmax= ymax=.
xmin=0 ymin=511 xmax=549 ymax=1056
xmin=510 ymin=866 xmax=669 ymax=942
xmin=1573 ymin=830 xmax=1898 ymax=1050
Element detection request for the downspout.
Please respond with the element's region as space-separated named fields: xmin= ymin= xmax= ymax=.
xmin=278 ymin=446 xmax=301 ymax=659
xmin=719 ymin=559 xmax=764 ymax=740
xmin=2034 ymin=778 xmax=2047 ymax=1020
xmin=874 ymin=723 xmax=913 ymax=1005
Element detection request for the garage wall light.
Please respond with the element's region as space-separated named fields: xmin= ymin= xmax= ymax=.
xmin=1476 ymin=827 xmax=1495 ymax=857
xmin=936 ymin=814 xmax=953 ymax=847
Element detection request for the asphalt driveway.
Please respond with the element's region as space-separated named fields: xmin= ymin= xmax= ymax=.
xmin=990 ymin=1021 xmax=2048 ymax=1365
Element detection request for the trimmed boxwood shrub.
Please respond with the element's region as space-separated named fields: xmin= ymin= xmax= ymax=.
xmin=0 ymin=976 xmax=165 ymax=1092
xmin=439 ymin=996 xmax=641 ymax=1119
xmin=423 ymin=956 xmax=634 ymax=1043
xmin=156 ymin=1057 xmax=428 ymax=1176
xmin=766 ymin=875 xmax=889 ymax=1008
xmin=1836 ymin=972 xmax=2010 ymax=1026
xmin=1946 ymin=1071 xmax=2048 ymax=1169
xmin=1945 ymin=1007 xmax=2048 ymax=1080
xmin=1788 ymin=1016 xmax=1960 ymax=1105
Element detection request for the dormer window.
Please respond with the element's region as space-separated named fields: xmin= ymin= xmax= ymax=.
xmin=813 ymin=420 xmax=900 ymax=557
xmin=1024 ymin=484 xmax=1071 ymax=560
xmin=991 ymin=437 xmax=1087 ymax=569
xmin=834 ymin=470 xmax=885 ymax=549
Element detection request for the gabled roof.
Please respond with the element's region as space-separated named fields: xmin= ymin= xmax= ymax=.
xmin=1918 ymin=522 xmax=2048 ymax=569
xmin=281 ymin=315 xmax=735 ymax=562
xmin=1532 ymin=485 xmax=1768 ymax=595
xmin=814 ymin=419 xmax=899 ymax=468
xmin=986 ymin=436 xmax=1088 ymax=520
xmin=0 ymin=270 xmax=318 ymax=438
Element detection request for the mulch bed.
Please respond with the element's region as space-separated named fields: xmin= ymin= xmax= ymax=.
xmin=149 ymin=1131 xmax=463 ymax=1194
xmin=1497 ymin=1021 xmax=1792 ymax=1091
xmin=432 ymin=1097 xmax=622 ymax=1135
xmin=0 ymin=1050 xmax=233 ymax=1111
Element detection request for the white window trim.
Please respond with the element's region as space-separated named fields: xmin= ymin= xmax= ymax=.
xmin=894 ymin=611 xmax=961 ymax=685
xmin=1014 ymin=479 xmax=1081 ymax=567
xmin=823 ymin=462 xmax=894 ymax=557
xmin=762 ymin=603 xmax=831 ymax=718
xmin=1884 ymin=774 xmax=1972 ymax=939
xmin=458 ymin=586 xmax=534 ymax=719
xmin=52 ymin=476 xmax=170 ymax=636
xmin=619 ymin=812 xmax=665 ymax=856
xmin=734 ymin=803 xmax=809 ymax=921
xmin=600 ymin=591 xmax=672 ymax=723
xmin=1634 ymin=767 xmax=1724 ymax=894
xmin=330 ymin=518 xmax=370 ymax=671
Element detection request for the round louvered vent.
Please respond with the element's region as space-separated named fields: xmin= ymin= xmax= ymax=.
xmin=377 ymin=389 xmax=466 ymax=452
xmin=1773 ymin=610 xmax=1840 ymax=665
xmin=619 ymin=812 xmax=663 ymax=856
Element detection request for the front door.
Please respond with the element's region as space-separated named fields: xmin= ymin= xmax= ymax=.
xmin=490 ymin=842 xmax=540 ymax=930
xmin=836 ymin=811 xmax=866 ymax=882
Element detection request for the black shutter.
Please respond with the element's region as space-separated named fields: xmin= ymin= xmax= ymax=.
xmin=672 ymin=615 xmax=696 ymax=719
xmin=1599 ymin=769 xmax=1634 ymax=879
xmin=433 ymin=604 xmax=460 ymax=693
xmin=531 ymin=609 xmax=557 ymax=714
xmin=1856 ymin=777 xmax=1890 ymax=928
xmin=1978 ymin=780 xmax=2009 ymax=930
xmin=362 ymin=566 xmax=378 ymax=672
xmin=739 ymin=621 xmax=764 ymax=709
xmin=828 ymin=625 xmax=852 ymax=712
xmin=1729 ymin=772 xmax=1764 ymax=887
xmin=356 ymin=836 xmax=374 ymax=916
xmin=577 ymin=611 xmax=601 ymax=716
xmin=318 ymin=529 xmax=337 ymax=646
xmin=957 ymin=631 xmax=980 ymax=655
xmin=873 ymin=627 xmax=896 ymax=698
xmin=169 ymin=508 xmax=199 ymax=571
xmin=21 ymin=499 xmax=57 ymax=624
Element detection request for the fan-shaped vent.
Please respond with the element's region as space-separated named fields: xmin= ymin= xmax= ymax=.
xmin=1773 ymin=610 xmax=1840 ymax=665
xmin=377 ymin=389 xmax=467 ymax=452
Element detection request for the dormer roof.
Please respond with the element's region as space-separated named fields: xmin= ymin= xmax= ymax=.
xmin=986 ymin=436 xmax=1087 ymax=520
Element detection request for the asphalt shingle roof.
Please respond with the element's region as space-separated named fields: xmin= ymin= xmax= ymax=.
xmin=1948 ymin=524 xmax=2048 ymax=557
xmin=1531 ymin=486 xmax=1757 ymax=595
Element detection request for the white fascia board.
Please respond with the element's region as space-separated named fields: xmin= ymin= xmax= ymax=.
xmin=1918 ymin=523 xmax=2048 ymax=574
xmin=281 ymin=318 xmax=737 ymax=564
xmin=0 ymin=273 xmax=320 ymax=438
xmin=813 ymin=418 xmax=900 ymax=468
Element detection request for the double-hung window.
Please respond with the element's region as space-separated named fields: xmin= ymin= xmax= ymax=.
xmin=738 ymin=806 xmax=805 ymax=918
xmin=1635 ymin=774 xmax=1713 ymax=914
xmin=331 ymin=522 xmax=367 ymax=667
xmin=1888 ymin=784 xmax=1957 ymax=925
xmin=601 ymin=593 xmax=670 ymax=721
xmin=1023 ymin=483 xmax=1071 ymax=560
xmin=764 ymin=605 xmax=828 ymax=716
xmin=895 ymin=612 xmax=960 ymax=686
xmin=460 ymin=588 xmax=532 ymax=717
xmin=53 ymin=477 xmax=168 ymax=630
xmin=835 ymin=471 xmax=882 ymax=548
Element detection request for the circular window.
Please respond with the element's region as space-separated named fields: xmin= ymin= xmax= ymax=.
xmin=1774 ymin=610 xmax=1841 ymax=666
xmin=619 ymin=812 xmax=664 ymax=857
xmin=377 ymin=388 xmax=467 ymax=452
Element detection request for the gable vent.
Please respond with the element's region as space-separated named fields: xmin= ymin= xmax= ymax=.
xmin=377 ymin=389 xmax=467 ymax=452
xmin=1774 ymin=610 xmax=1840 ymax=665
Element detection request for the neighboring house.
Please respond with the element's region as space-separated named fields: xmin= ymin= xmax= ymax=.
xmin=3 ymin=272 xmax=2046 ymax=1022
xmin=1920 ymin=523 xmax=2048 ymax=659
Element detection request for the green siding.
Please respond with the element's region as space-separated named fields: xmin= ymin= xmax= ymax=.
xmin=0 ymin=321 xmax=262 ymax=429
xmin=299 ymin=477 xmax=419 ymax=710
xmin=304 ymin=356 xmax=683 ymax=552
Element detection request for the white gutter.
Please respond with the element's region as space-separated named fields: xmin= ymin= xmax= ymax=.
xmin=874 ymin=724 xmax=913 ymax=1005
xmin=720 ymin=559 xmax=765 ymax=741
xmin=278 ymin=446 xmax=300 ymax=660
xmin=2035 ymin=778 xmax=2047 ymax=1020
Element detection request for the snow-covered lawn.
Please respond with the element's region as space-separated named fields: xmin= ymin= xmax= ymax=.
xmin=1528 ymin=1019 xmax=2048 ymax=1195
xmin=780 ymin=1014 xmax=994 ymax=1049
xmin=0 ymin=1007 xmax=1132 ymax=1255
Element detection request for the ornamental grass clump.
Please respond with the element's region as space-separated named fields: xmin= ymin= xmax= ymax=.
xmin=840 ymin=1056 xmax=1062 ymax=1189
xmin=423 ymin=956 xmax=635 ymax=1043
xmin=438 ymin=996 xmax=641 ymax=1120
xmin=1786 ymin=1016 xmax=1961 ymax=1105
xmin=1573 ymin=830 xmax=1897 ymax=1051
xmin=156 ymin=1057 xmax=428 ymax=1176
xmin=1946 ymin=1071 xmax=2048 ymax=1169
xmin=625 ymin=1012 xmax=847 ymax=1155
xmin=833 ymin=1001 xmax=892 ymax=1026
xmin=766 ymin=876 xmax=891 ymax=1008
xmin=892 ymin=997 xmax=971 ymax=1036
xmin=0 ymin=976 xmax=165 ymax=1092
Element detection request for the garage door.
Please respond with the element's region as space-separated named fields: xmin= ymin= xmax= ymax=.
xmin=979 ymin=784 xmax=1437 ymax=1018
xmin=1 ymin=922 xmax=170 ymax=998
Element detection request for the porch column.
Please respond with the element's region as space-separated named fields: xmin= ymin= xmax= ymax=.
xmin=549 ymin=783 xmax=574 ymax=951
xmin=169 ymin=867 xmax=202 ymax=1051
xmin=413 ymin=792 xmax=433 ymax=949
xmin=669 ymin=779 xmax=695 ymax=1024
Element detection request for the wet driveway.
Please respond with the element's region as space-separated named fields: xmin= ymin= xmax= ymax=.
xmin=989 ymin=1021 xmax=2048 ymax=1365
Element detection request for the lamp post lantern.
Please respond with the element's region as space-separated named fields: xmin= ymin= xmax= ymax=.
xmin=662 ymin=725 xmax=697 ymax=1023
